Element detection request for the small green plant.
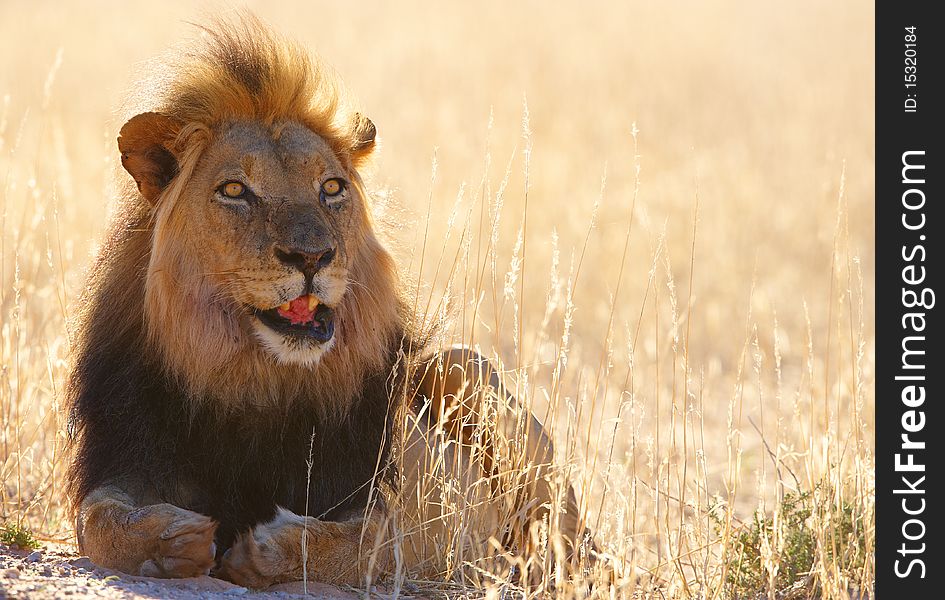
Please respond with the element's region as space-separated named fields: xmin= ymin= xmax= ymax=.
xmin=0 ymin=522 xmax=41 ymax=550
xmin=725 ymin=488 xmax=866 ymax=598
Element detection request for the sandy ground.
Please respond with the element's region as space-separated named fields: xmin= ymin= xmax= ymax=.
xmin=0 ymin=544 xmax=376 ymax=600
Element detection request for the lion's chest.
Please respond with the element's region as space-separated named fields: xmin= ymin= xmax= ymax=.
xmin=162 ymin=398 xmax=390 ymax=549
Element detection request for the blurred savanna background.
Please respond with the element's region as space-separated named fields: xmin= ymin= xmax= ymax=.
xmin=0 ymin=0 xmax=873 ymax=598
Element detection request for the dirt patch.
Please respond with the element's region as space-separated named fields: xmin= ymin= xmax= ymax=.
xmin=0 ymin=544 xmax=370 ymax=600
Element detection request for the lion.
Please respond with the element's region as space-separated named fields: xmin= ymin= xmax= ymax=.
xmin=66 ymin=15 xmax=591 ymax=590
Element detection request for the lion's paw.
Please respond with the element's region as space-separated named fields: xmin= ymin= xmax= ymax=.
xmin=132 ymin=504 xmax=218 ymax=578
xmin=217 ymin=509 xmax=304 ymax=589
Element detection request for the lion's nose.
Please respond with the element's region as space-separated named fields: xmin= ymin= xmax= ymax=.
xmin=274 ymin=245 xmax=336 ymax=276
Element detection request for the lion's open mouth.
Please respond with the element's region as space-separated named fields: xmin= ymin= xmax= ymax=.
xmin=253 ymin=294 xmax=335 ymax=343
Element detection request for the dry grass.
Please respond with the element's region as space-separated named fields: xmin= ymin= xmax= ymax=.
xmin=0 ymin=0 xmax=873 ymax=598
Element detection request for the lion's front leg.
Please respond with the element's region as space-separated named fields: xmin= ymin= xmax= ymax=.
xmin=217 ymin=508 xmax=390 ymax=589
xmin=77 ymin=485 xmax=218 ymax=578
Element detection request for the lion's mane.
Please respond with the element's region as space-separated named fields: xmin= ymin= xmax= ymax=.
xmin=65 ymin=16 xmax=421 ymax=545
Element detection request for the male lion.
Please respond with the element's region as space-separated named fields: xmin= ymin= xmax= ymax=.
xmin=66 ymin=16 xmax=590 ymax=589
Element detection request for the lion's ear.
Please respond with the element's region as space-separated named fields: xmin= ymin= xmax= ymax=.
xmin=118 ymin=112 xmax=182 ymax=204
xmin=350 ymin=113 xmax=377 ymax=164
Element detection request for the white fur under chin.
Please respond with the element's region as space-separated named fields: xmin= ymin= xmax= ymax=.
xmin=251 ymin=319 xmax=334 ymax=366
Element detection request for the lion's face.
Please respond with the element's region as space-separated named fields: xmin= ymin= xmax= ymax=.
xmin=118 ymin=111 xmax=379 ymax=369
xmin=179 ymin=121 xmax=360 ymax=364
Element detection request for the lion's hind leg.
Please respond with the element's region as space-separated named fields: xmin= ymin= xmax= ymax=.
xmin=76 ymin=485 xmax=218 ymax=578
xmin=408 ymin=346 xmax=591 ymax=582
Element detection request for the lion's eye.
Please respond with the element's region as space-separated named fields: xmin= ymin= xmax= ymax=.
xmin=220 ymin=181 xmax=246 ymax=198
xmin=320 ymin=178 xmax=344 ymax=197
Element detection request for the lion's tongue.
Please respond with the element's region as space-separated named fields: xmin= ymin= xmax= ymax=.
xmin=277 ymin=295 xmax=319 ymax=325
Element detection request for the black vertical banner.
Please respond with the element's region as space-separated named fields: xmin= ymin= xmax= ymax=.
xmin=876 ymin=1 xmax=942 ymax=596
